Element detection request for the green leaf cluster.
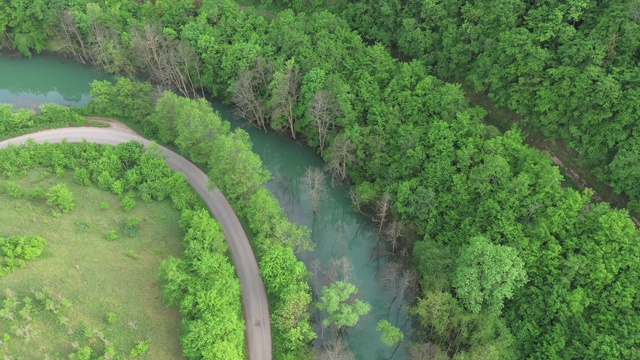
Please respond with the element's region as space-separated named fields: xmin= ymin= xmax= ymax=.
xmin=0 ymin=235 xmax=46 ymax=276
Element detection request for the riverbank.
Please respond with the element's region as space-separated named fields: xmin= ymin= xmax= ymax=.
xmin=461 ymin=83 xmax=638 ymax=224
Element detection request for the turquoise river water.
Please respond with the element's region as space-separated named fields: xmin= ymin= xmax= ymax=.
xmin=0 ymin=53 xmax=410 ymax=359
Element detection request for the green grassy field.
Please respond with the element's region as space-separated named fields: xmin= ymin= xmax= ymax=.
xmin=0 ymin=169 xmax=185 ymax=359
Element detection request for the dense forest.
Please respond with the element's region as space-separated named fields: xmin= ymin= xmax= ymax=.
xmin=2 ymin=0 xmax=640 ymax=359
xmin=326 ymin=0 xmax=640 ymax=213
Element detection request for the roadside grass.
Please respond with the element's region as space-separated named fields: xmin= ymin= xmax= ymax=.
xmin=0 ymin=169 xmax=185 ymax=359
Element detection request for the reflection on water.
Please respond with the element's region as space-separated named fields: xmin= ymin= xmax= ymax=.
xmin=0 ymin=54 xmax=111 ymax=107
xmin=219 ymin=103 xmax=411 ymax=359
xmin=0 ymin=56 xmax=410 ymax=359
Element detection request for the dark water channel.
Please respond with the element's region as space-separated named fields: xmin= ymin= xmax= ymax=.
xmin=0 ymin=54 xmax=410 ymax=359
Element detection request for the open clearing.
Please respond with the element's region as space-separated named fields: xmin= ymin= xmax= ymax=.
xmin=0 ymin=169 xmax=185 ymax=359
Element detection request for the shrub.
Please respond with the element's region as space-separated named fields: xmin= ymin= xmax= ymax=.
xmin=121 ymin=195 xmax=136 ymax=212
xmin=5 ymin=182 xmax=23 ymax=198
xmin=130 ymin=340 xmax=150 ymax=358
xmin=126 ymin=216 xmax=142 ymax=229
xmin=74 ymin=168 xmax=91 ymax=186
xmin=106 ymin=230 xmax=119 ymax=241
xmin=125 ymin=250 xmax=141 ymax=260
xmin=30 ymin=187 xmax=46 ymax=199
xmin=106 ymin=312 xmax=118 ymax=325
xmin=0 ymin=236 xmax=46 ymax=276
xmin=46 ymin=184 xmax=75 ymax=213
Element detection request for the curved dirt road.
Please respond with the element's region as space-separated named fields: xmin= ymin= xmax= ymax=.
xmin=0 ymin=127 xmax=272 ymax=360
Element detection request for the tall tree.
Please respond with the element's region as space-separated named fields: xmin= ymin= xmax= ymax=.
xmin=309 ymin=90 xmax=341 ymax=156
xmin=270 ymin=59 xmax=301 ymax=139
xmin=326 ymin=133 xmax=354 ymax=182
xmin=231 ymin=59 xmax=274 ymax=132
xmin=452 ymin=236 xmax=527 ymax=314
xmin=131 ymin=24 xmax=203 ymax=98
xmin=303 ymin=167 xmax=326 ymax=213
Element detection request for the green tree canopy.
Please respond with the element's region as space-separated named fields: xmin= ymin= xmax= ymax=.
xmin=317 ymin=281 xmax=371 ymax=333
xmin=452 ymin=236 xmax=527 ymax=314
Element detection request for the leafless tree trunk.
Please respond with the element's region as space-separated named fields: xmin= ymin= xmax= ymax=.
xmin=231 ymin=59 xmax=273 ymax=131
xmin=380 ymin=261 xmax=403 ymax=295
xmin=86 ymin=16 xmax=133 ymax=75
xmin=327 ymin=133 xmax=354 ymax=183
xmin=130 ymin=24 xmax=203 ymax=98
xmin=304 ymin=167 xmax=327 ymax=213
xmin=383 ymin=220 xmax=404 ymax=255
xmin=318 ymin=339 xmax=355 ymax=360
xmin=327 ymin=256 xmax=354 ymax=284
xmin=376 ymin=192 xmax=392 ymax=234
xmin=52 ymin=10 xmax=91 ymax=64
xmin=270 ymin=60 xmax=300 ymax=139
xmin=310 ymin=90 xmax=341 ymax=156
xmin=409 ymin=342 xmax=448 ymax=360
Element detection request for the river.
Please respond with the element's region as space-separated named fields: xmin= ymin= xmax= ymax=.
xmin=0 ymin=53 xmax=409 ymax=359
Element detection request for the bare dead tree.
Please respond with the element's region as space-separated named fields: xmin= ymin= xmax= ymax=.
xmin=270 ymin=60 xmax=301 ymax=139
xmin=310 ymin=90 xmax=341 ymax=156
xmin=231 ymin=58 xmax=273 ymax=131
xmin=130 ymin=24 xmax=203 ymax=98
xmin=86 ymin=16 xmax=133 ymax=75
xmin=318 ymin=339 xmax=356 ymax=360
xmin=304 ymin=167 xmax=327 ymax=213
xmin=383 ymin=220 xmax=404 ymax=255
xmin=380 ymin=261 xmax=403 ymax=294
xmin=376 ymin=192 xmax=392 ymax=234
xmin=327 ymin=133 xmax=354 ymax=183
xmin=327 ymin=256 xmax=354 ymax=284
xmin=409 ymin=342 xmax=448 ymax=360
xmin=52 ymin=10 xmax=91 ymax=64
xmin=311 ymin=258 xmax=323 ymax=299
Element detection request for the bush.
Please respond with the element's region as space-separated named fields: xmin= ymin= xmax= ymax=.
xmin=5 ymin=182 xmax=24 ymax=198
xmin=106 ymin=230 xmax=119 ymax=241
xmin=106 ymin=312 xmax=118 ymax=325
xmin=121 ymin=195 xmax=136 ymax=212
xmin=46 ymin=184 xmax=75 ymax=213
xmin=125 ymin=250 xmax=141 ymax=260
xmin=130 ymin=340 xmax=150 ymax=358
xmin=0 ymin=236 xmax=46 ymax=276
xmin=37 ymin=103 xmax=84 ymax=127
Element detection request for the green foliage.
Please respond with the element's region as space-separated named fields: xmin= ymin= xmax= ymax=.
xmin=106 ymin=229 xmax=119 ymax=241
xmin=130 ymin=339 xmax=150 ymax=357
xmin=46 ymin=183 xmax=75 ymax=214
xmin=452 ymin=237 xmax=527 ymax=314
xmin=4 ymin=181 xmax=24 ymax=198
xmin=125 ymin=216 xmax=142 ymax=229
xmin=87 ymin=78 xmax=154 ymax=123
xmin=0 ymin=138 xmax=244 ymax=357
xmin=260 ymin=245 xmax=316 ymax=354
xmin=120 ymin=195 xmax=136 ymax=212
xmin=24 ymin=1 xmax=640 ymax=355
xmin=160 ymin=208 xmax=245 ymax=360
xmin=2 ymin=0 xmax=50 ymax=56
xmin=69 ymin=346 xmax=93 ymax=360
xmin=37 ymin=104 xmax=84 ymax=127
xmin=0 ymin=236 xmax=46 ymax=276
xmin=125 ymin=250 xmax=141 ymax=260
xmin=317 ymin=281 xmax=371 ymax=333
xmin=106 ymin=312 xmax=118 ymax=325
xmin=376 ymin=319 xmax=403 ymax=347
xmin=0 ymin=104 xmax=88 ymax=141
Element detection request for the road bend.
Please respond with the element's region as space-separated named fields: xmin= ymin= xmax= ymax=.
xmin=0 ymin=127 xmax=272 ymax=360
